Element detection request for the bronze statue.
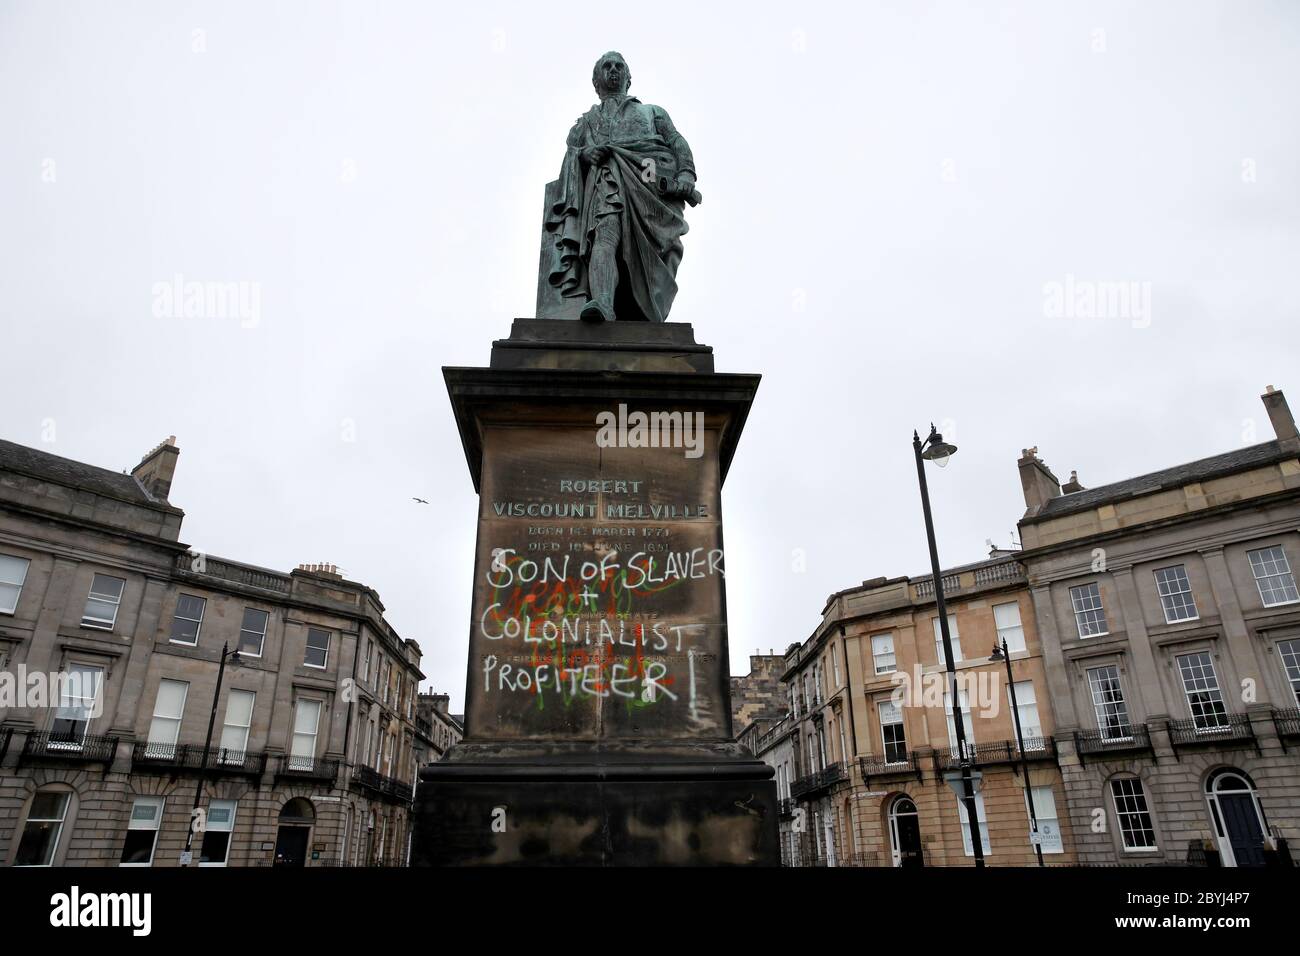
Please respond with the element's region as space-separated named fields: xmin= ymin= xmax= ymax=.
xmin=538 ymin=52 xmax=701 ymax=323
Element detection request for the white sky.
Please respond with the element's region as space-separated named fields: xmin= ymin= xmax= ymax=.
xmin=2 ymin=1 xmax=1297 ymax=710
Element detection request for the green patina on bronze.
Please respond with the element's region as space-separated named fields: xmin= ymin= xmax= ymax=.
xmin=538 ymin=52 xmax=700 ymax=324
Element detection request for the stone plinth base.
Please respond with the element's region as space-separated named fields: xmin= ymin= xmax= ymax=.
xmin=411 ymin=753 xmax=778 ymax=866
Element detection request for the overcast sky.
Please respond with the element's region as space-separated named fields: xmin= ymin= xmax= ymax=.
xmin=2 ymin=1 xmax=1297 ymax=710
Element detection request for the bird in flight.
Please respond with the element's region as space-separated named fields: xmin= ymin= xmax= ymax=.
xmin=412 ymin=497 xmax=429 ymax=505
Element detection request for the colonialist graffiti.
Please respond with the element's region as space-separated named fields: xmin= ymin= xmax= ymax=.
xmin=465 ymin=423 xmax=730 ymax=741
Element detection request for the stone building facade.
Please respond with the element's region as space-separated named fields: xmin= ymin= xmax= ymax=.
xmin=776 ymin=552 xmax=1076 ymax=866
xmin=0 ymin=437 xmax=426 ymax=867
xmin=1016 ymin=387 xmax=1300 ymax=866
xmin=413 ymin=692 xmax=463 ymax=771
xmin=731 ymin=652 xmax=786 ymax=752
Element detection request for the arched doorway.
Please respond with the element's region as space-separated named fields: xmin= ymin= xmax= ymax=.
xmin=1205 ymin=770 xmax=1268 ymax=867
xmin=888 ymin=795 xmax=924 ymax=868
xmin=274 ymin=798 xmax=315 ymax=867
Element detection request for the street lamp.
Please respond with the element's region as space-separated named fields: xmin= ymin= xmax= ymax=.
xmin=183 ymin=641 xmax=241 ymax=867
xmin=912 ymin=424 xmax=985 ymax=867
xmin=991 ymin=637 xmax=1045 ymax=867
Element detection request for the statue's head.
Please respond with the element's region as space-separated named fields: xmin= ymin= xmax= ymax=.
xmin=592 ymin=51 xmax=631 ymax=97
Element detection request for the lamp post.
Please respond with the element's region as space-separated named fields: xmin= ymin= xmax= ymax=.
xmin=182 ymin=641 xmax=240 ymax=867
xmin=913 ymin=424 xmax=985 ymax=867
xmin=991 ymin=636 xmax=1045 ymax=867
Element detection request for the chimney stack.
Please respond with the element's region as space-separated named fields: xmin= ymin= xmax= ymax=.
xmin=1262 ymin=386 xmax=1299 ymax=448
xmin=429 ymin=693 xmax=450 ymax=715
xmin=1061 ymin=470 xmax=1085 ymax=494
xmin=1018 ymin=446 xmax=1062 ymax=515
xmin=131 ymin=436 xmax=179 ymax=501
xmin=296 ymin=563 xmax=343 ymax=580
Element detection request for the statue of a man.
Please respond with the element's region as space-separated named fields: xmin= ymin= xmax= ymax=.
xmin=540 ymin=52 xmax=701 ymax=323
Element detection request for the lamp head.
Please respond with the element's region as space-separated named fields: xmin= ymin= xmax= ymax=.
xmin=921 ymin=425 xmax=958 ymax=467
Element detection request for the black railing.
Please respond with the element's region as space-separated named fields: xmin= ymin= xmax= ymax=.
xmin=936 ymin=736 xmax=1057 ymax=770
xmin=1073 ymin=724 xmax=1154 ymax=764
xmin=778 ymin=798 xmax=794 ymax=819
xmin=131 ymin=742 xmax=266 ymax=775
xmin=0 ymin=727 xmax=13 ymax=765
xmin=859 ymin=751 xmax=924 ymax=786
xmin=276 ymin=755 xmax=341 ymax=781
xmin=323 ymin=856 xmax=410 ymax=868
xmin=1273 ymin=707 xmax=1300 ymax=745
xmin=790 ymin=762 xmax=846 ymax=800
xmin=1167 ymin=713 xmax=1256 ymax=750
xmin=352 ymin=764 xmax=383 ymax=792
xmin=349 ymin=765 xmax=412 ymax=802
xmin=382 ymin=777 xmax=414 ymax=803
xmin=22 ymin=732 xmax=118 ymax=763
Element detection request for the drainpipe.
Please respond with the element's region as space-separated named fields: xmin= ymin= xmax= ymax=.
xmin=341 ymin=623 xmax=361 ymax=773
xmin=840 ymin=626 xmax=860 ymax=863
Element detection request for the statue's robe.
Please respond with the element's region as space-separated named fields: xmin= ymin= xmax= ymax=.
xmin=542 ymin=95 xmax=695 ymax=323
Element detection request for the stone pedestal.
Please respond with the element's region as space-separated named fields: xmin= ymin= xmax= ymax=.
xmin=411 ymin=320 xmax=776 ymax=866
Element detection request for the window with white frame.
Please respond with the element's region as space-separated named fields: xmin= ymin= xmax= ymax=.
xmin=381 ymin=659 xmax=391 ymax=704
xmin=789 ymin=685 xmax=798 ymax=718
xmin=362 ymin=640 xmax=373 ymax=682
xmin=120 ymin=796 xmax=164 ymax=866
xmin=1069 ymin=582 xmax=1108 ymax=637
xmin=238 ymin=607 xmax=269 ymax=657
xmin=289 ymin=699 xmax=322 ymax=770
xmin=1025 ymin=786 xmax=1064 ymax=854
xmin=955 ymin=790 xmax=991 ymax=856
xmin=1176 ymin=652 xmax=1229 ymax=730
xmin=305 ymin=628 xmax=330 ymax=668
xmin=14 ymin=790 xmax=70 ymax=866
xmin=871 ymin=634 xmax=895 ymax=674
xmin=1009 ymin=680 xmax=1044 ymax=746
xmin=199 ymin=799 xmax=237 ymax=866
xmin=993 ymin=601 xmax=1026 ymax=653
xmin=802 ymin=674 xmax=812 ymax=713
xmin=832 ymin=644 xmax=841 ymax=686
xmin=1278 ymin=639 xmax=1300 ymax=706
xmin=1086 ymin=665 xmax=1132 ymax=739
xmin=218 ymin=689 xmax=255 ymax=764
xmin=81 ymin=573 xmax=125 ymax=629
xmin=1248 ymin=546 xmax=1300 ymax=607
xmin=944 ymin=687 xmax=975 ymax=756
xmin=50 ymin=664 xmax=103 ymax=746
xmin=1110 ymin=777 xmax=1157 ymax=850
xmin=0 ymin=553 xmax=31 ymax=615
xmin=878 ymin=700 xmax=907 ymax=764
xmin=933 ymin=615 xmax=961 ymax=663
xmin=169 ymin=594 xmax=206 ymax=645
xmin=146 ymin=679 xmax=188 ymax=757
xmin=1154 ymin=565 xmax=1198 ymax=623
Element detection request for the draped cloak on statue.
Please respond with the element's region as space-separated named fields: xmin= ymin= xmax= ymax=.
xmin=541 ymin=95 xmax=695 ymax=323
